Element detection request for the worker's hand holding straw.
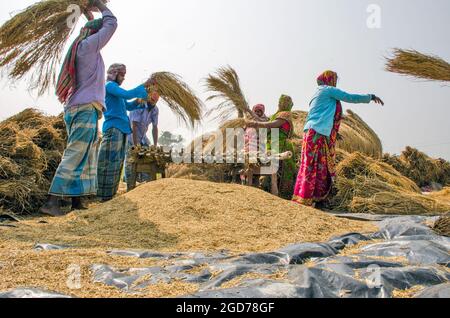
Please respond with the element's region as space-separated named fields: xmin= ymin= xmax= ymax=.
xmin=84 ymin=0 xmax=110 ymax=20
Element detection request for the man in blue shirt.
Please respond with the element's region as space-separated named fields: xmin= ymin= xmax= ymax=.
xmin=97 ymin=63 xmax=150 ymax=202
xmin=130 ymin=91 xmax=160 ymax=147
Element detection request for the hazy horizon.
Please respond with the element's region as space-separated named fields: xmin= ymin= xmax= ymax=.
xmin=1 ymin=0 xmax=449 ymax=160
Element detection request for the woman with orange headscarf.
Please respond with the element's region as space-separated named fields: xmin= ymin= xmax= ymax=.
xmin=292 ymin=71 xmax=384 ymax=207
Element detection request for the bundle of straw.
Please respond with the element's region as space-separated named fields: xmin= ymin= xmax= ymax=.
xmin=433 ymin=213 xmax=450 ymax=237
xmin=0 ymin=156 xmax=20 ymax=179
xmin=205 ymin=65 xmax=251 ymax=122
xmin=148 ymin=72 xmax=203 ymax=127
xmin=386 ymin=49 xmax=450 ymax=82
xmin=0 ymin=0 xmax=106 ymax=95
xmin=0 ymin=178 xmax=48 ymax=213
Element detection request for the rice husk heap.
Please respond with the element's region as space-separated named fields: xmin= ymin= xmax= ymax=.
xmin=0 ymin=108 xmax=67 ymax=214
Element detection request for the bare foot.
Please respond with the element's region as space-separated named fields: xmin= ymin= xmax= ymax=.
xmin=71 ymin=198 xmax=88 ymax=211
xmin=40 ymin=204 xmax=65 ymax=217
xmin=100 ymin=197 xmax=113 ymax=203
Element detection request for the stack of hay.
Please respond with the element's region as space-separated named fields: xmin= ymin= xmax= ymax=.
xmin=0 ymin=109 xmax=67 ymax=214
xmin=328 ymin=152 xmax=450 ymax=215
xmin=383 ymin=147 xmax=450 ymax=188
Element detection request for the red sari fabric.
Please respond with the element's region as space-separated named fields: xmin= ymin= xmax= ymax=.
xmin=292 ymin=102 xmax=343 ymax=206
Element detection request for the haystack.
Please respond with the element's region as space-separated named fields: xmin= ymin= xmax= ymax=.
xmin=328 ymin=152 xmax=450 ymax=215
xmin=0 ymin=0 xmax=109 ymax=95
xmin=0 ymin=108 xmax=67 ymax=214
xmin=383 ymin=147 xmax=450 ymax=187
xmin=1 ymin=179 xmax=376 ymax=253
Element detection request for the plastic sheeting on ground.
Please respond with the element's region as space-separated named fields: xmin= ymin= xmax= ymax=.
xmin=1 ymin=215 xmax=449 ymax=298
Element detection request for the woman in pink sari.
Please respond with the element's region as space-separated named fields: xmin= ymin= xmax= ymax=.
xmin=293 ymin=71 xmax=384 ymax=207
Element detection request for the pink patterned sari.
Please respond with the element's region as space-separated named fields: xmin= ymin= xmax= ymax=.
xmin=292 ymin=102 xmax=343 ymax=206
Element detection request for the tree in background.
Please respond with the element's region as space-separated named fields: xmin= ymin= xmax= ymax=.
xmin=159 ymin=131 xmax=185 ymax=148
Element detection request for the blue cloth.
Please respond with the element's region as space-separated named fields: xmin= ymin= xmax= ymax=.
xmin=97 ymin=127 xmax=128 ymax=199
xmin=129 ymin=103 xmax=159 ymax=145
xmin=304 ymin=86 xmax=372 ymax=137
xmin=103 ymin=81 xmax=148 ymax=134
xmin=49 ymin=104 xmax=100 ymax=197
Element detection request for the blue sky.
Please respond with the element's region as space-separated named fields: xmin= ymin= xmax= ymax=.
xmin=1 ymin=0 xmax=449 ymax=159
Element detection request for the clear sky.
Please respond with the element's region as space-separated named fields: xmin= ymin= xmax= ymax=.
xmin=1 ymin=0 xmax=449 ymax=159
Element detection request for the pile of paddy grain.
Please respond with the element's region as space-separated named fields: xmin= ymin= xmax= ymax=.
xmin=0 ymin=108 xmax=67 ymax=214
xmin=1 ymin=179 xmax=376 ymax=253
xmin=327 ymin=152 xmax=450 ymax=215
xmin=383 ymin=147 xmax=450 ymax=188
xmin=166 ymin=163 xmax=234 ymax=183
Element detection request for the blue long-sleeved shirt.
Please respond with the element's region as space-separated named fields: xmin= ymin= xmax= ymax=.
xmin=103 ymin=82 xmax=148 ymax=134
xmin=304 ymin=86 xmax=372 ymax=137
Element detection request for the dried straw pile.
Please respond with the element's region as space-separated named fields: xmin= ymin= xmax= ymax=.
xmin=1 ymin=179 xmax=376 ymax=253
xmin=429 ymin=188 xmax=450 ymax=205
xmin=328 ymin=152 xmax=450 ymax=215
xmin=433 ymin=213 xmax=450 ymax=237
xmin=147 ymin=72 xmax=203 ymax=127
xmin=386 ymin=49 xmax=450 ymax=82
xmin=0 ymin=0 xmax=106 ymax=95
xmin=0 ymin=108 xmax=67 ymax=213
xmin=383 ymin=147 xmax=450 ymax=187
